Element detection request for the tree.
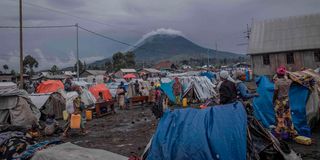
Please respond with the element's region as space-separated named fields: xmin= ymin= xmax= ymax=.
xmin=3 ymin=64 xmax=9 ymax=73
xmin=74 ymin=60 xmax=85 ymax=73
xmin=23 ymin=55 xmax=39 ymax=76
xmin=125 ymin=52 xmax=136 ymax=68
xmin=104 ymin=60 xmax=113 ymax=73
xmin=10 ymin=70 xmax=16 ymax=75
xmin=50 ymin=65 xmax=59 ymax=75
xmin=112 ymin=52 xmax=126 ymax=71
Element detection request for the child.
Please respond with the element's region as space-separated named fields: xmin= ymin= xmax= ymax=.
xmin=44 ymin=114 xmax=59 ymax=136
xmin=63 ymin=96 xmax=88 ymax=136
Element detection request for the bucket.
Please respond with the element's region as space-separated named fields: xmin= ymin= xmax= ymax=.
xmin=182 ymin=98 xmax=188 ymax=107
xmin=70 ymin=114 xmax=81 ymax=129
xmin=86 ymin=110 xmax=92 ymax=121
xmin=63 ymin=110 xmax=69 ymax=121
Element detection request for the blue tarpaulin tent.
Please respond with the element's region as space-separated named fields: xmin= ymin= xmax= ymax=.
xmin=160 ymin=81 xmax=182 ymax=104
xmin=252 ymin=76 xmax=310 ymax=136
xmin=147 ymin=102 xmax=247 ymax=160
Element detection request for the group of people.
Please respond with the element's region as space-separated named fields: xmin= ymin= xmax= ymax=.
xmin=218 ymin=66 xmax=298 ymax=140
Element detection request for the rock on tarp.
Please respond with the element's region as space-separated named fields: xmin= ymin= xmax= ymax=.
xmin=147 ymin=102 xmax=247 ymax=160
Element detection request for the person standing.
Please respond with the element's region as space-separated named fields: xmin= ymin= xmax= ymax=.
xmin=235 ymin=71 xmax=259 ymax=101
xmin=117 ymin=82 xmax=126 ymax=109
xmin=149 ymin=82 xmax=156 ymax=104
xmin=172 ymin=77 xmax=182 ymax=105
xmin=273 ymin=66 xmax=298 ymax=139
xmin=219 ymin=70 xmax=237 ymax=104
xmin=134 ymin=80 xmax=140 ymax=96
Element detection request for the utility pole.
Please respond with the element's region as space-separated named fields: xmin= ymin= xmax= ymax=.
xmin=76 ymin=23 xmax=79 ymax=81
xmin=207 ymin=49 xmax=209 ymax=70
xmin=19 ymin=0 xmax=23 ymax=89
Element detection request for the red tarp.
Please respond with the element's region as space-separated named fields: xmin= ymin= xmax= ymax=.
xmin=89 ymin=84 xmax=112 ymax=101
xmin=37 ymin=80 xmax=64 ymax=93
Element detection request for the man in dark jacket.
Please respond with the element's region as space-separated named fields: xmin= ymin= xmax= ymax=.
xmin=219 ymin=70 xmax=237 ymax=104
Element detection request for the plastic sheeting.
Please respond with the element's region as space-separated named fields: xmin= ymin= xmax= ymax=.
xmin=252 ymin=76 xmax=310 ymax=136
xmin=89 ymin=84 xmax=112 ymax=101
xmin=160 ymin=81 xmax=176 ymax=103
xmin=36 ymin=80 xmax=64 ymax=93
xmin=31 ymin=142 xmax=128 ymax=160
xmin=147 ymin=102 xmax=247 ymax=160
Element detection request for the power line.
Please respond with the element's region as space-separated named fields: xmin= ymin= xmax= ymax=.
xmin=18 ymin=0 xmax=144 ymax=35
xmin=78 ymin=26 xmax=134 ymax=47
xmin=0 ymin=25 xmax=75 ymax=29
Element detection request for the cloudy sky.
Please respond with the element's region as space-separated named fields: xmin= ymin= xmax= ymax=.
xmin=0 ymin=0 xmax=319 ymax=71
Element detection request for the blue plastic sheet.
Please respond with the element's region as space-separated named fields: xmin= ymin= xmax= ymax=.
xmin=160 ymin=81 xmax=180 ymax=103
xmin=147 ymin=102 xmax=247 ymax=160
xmin=200 ymin=71 xmax=215 ymax=80
xmin=252 ymin=76 xmax=310 ymax=136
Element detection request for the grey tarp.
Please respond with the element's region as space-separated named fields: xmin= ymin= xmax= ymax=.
xmin=180 ymin=76 xmax=217 ymax=101
xmin=0 ymin=92 xmax=39 ymax=127
xmin=29 ymin=93 xmax=66 ymax=119
xmin=31 ymin=142 xmax=128 ymax=160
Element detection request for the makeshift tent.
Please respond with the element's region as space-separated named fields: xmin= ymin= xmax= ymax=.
xmin=89 ymin=84 xmax=112 ymax=101
xmin=123 ymin=73 xmax=136 ymax=79
xmin=287 ymin=69 xmax=320 ymax=128
xmin=146 ymin=102 xmax=247 ymax=160
xmin=180 ymin=76 xmax=217 ymax=102
xmin=160 ymin=80 xmax=176 ymax=103
xmin=0 ymin=84 xmax=40 ymax=127
xmin=29 ymin=92 xmax=66 ymax=119
xmin=31 ymin=142 xmax=128 ymax=160
xmin=37 ymin=80 xmax=64 ymax=93
xmin=81 ymin=89 xmax=96 ymax=107
xmin=65 ymin=92 xmax=78 ymax=114
xmin=127 ymin=79 xmax=150 ymax=98
xmin=252 ymin=76 xmax=311 ymax=136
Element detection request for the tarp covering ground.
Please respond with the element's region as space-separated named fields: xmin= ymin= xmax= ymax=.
xmin=252 ymin=76 xmax=310 ymax=136
xmin=31 ymin=142 xmax=127 ymax=160
xmin=147 ymin=102 xmax=247 ymax=160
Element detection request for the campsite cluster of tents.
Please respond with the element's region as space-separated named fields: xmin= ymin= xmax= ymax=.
xmin=1 ymin=67 xmax=320 ymax=159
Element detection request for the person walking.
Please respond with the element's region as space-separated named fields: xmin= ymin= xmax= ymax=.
xmin=273 ymin=66 xmax=298 ymax=139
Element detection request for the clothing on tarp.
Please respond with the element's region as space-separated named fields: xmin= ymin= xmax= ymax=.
xmin=147 ymin=102 xmax=247 ymax=160
xmin=252 ymin=76 xmax=310 ymax=136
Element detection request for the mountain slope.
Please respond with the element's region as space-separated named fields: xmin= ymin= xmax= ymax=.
xmin=131 ymin=34 xmax=244 ymax=61
xmin=88 ymin=33 xmax=246 ymax=67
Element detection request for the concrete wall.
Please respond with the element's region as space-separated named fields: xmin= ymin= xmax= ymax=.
xmin=251 ymin=50 xmax=320 ymax=75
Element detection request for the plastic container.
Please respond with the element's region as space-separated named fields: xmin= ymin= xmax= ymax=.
xmin=70 ymin=114 xmax=81 ymax=129
xmin=182 ymin=98 xmax=188 ymax=107
xmin=63 ymin=110 xmax=69 ymax=121
xmin=294 ymin=136 xmax=312 ymax=145
xmin=86 ymin=110 xmax=92 ymax=121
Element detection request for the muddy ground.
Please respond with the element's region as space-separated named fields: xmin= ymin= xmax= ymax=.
xmin=55 ymin=105 xmax=320 ymax=159
xmin=61 ymin=106 xmax=158 ymax=157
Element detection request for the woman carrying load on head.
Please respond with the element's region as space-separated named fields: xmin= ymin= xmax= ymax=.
xmin=273 ymin=66 xmax=298 ymax=139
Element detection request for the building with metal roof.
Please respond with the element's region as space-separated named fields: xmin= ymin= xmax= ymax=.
xmin=248 ymin=13 xmax=320 ymax=75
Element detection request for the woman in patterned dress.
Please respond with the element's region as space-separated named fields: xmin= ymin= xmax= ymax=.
xmin=273 ymin=66 xmax=298 ymax=139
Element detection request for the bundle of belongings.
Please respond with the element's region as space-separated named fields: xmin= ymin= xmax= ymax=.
xmin=0 ymin=124 xmax=61 ymax=160
xmin=142 ymin=102 xmax=300 ymax=160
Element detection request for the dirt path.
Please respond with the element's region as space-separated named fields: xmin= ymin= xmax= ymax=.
xmin=62 ymin=107 xmax=158 ymax=157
